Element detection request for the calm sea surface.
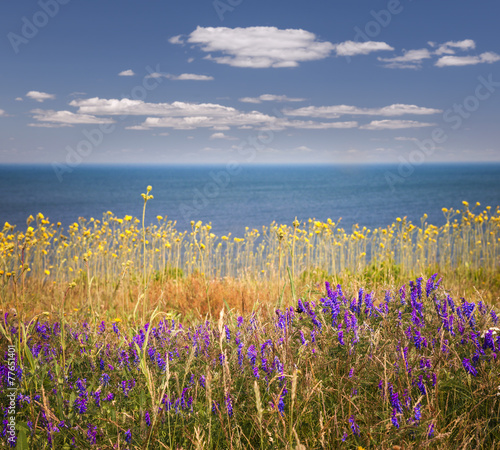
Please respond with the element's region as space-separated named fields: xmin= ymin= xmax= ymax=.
xmin=1 ymin=164 xmax=500 ymax=236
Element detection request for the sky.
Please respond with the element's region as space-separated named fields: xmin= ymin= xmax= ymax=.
xmin=1 ymin=0 xmax=500 ymax=166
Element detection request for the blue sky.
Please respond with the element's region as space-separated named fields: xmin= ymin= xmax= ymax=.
xmin=1 ymin=0 xmax=500 ymax=166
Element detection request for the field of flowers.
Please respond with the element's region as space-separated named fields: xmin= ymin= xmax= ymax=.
xmin=1 ymin=190 xmax=499 ymax=448
xmin=1 ymin=275 xmax=500 ymax=449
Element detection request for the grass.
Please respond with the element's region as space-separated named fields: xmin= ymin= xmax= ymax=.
xmin=0 ymin=191 xmax=499 ymax=448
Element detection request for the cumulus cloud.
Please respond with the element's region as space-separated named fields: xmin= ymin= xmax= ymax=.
xmin=435 ymin=52 xmax=500 ymax=67
xmin=378 ymin=49 xmax=432 ymax=69
xmin=171 ymin=73 xmax=214 ymax=81
xmin=26 ymin=91 xmax=56 ymax=102
xmin=0 ymin=109 xmax=6 ymax=116
xmin=30 ymin=109 xmax=116 ymax=126
xmin=360 ymin=120 xmax=436 ymax=130
xmin=171 ymin=26 xmax=336 ymax=68
xmin=118 ymin=69 xmax=136 ymax=76
xmin=333 ymin=40 xmax=394 ymax=56
xmin=70 ymin=98 xmax=237 ymax=117
xmin=433 ymin=39 xmax=476 ymax=55
xmin=239 ymin=94 xmax=306 ymax=103
xmin=285 ymin=103 xmax=442 ymax=118
xmin=145 ymin=73 xmax=214 ymax=80
xmin=209 ymin=132 xmax=237 ymax=140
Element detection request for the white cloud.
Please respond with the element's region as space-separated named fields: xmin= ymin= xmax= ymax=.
xmin=30 ymin=109 xmax=116 ymax=126
xmin=172 ymin=26 xmax=336 ymax=68
xmin=70 ymin=98 xmax=238 ymax=117
xmin=378 ymin=49 xmax=432 ymax=69
xmin=394 ymin=136 xmax=419 ymax=141
xmin=118 ymin=69 xmax=136 ymax=76
xmin=285 ymin=103 xmax=442 ymax=118
xmin=435 ymin=52 xmax=500 ymax=67
xmin=26 ymin=91 xmax=56 ymax=102
xmin=333 ymin=41 xmax=394 ymax=56
xmin=294 ymin=145 xmax=313 ymax=152
xmin=0 ymin=109 xmax=5 ymax=116
xmin=239 ymin=94 xmax=306 ymax=103
xmin=172 ymin=73 xmax=214 ymax=81
xmin=145 ymin=72 xmax=214 ymax=81
xmin=434 ymin=39 xmax=476 ymax=55
xmin=209 ymin=132 xmax=237 ymax=140
xmin=15 ymin=97 xmax=23 ymax=101
xmin=360 ymin=120 xmax=436 ymax=130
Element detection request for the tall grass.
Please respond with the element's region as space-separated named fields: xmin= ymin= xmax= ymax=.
xmin=1 ymin=275 xmax=499 ymax=448
xmin=1 ymin=201 xmax=499 ymax=320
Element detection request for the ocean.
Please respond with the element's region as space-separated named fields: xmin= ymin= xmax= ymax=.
xmin=1 ymin=164 xmax=500 ymax=236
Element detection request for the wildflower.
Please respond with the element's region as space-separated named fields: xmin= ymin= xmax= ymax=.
xmin=87 ymin=424 xmax=97 ymax=445
xmin=462 ymin=358 xmax=477 ymax=376
xmin=225 ymin=392 xmax=233 ymax=417
xmin=349 ymin=415 xmax=360 ymax=436
xmin=338 ymin=330 xmax=345 ymax=346
xmin=124 ymin=429 xmax=132 ymax=443
xmin=414 ymin=402 xmax=422 ymax=424
xmin=391 ymin=408 xmax=399 ymax=429
xmin=145 ymin=411 xmax=151 ymax=427
xmin=428 ymin=423 xmax=434 ymax=438
xmin=247 ymin=345 xmax=257 ymax=366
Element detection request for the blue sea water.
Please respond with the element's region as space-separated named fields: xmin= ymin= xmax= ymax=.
xmin=1 ymin=164 xmax=500 ymax=236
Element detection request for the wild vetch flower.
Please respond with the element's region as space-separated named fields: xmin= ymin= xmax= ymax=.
xmin=428 ymin=423 xmax=434 ymax=438
xmin=253 ymin=366 xmax=259 ymax=379
xmin=413 ymin=402 xmax=422 ymax=423
xmin=237 ymin=316 xmax=243 ymax=327
xmin=483 ymin=329 xmax=496 ymax=351
xmin=113 ymin=323 xmax=120 ymax=335
xmin=199 ymin=375 xmax=206 ymax=388
xmin=417 ymin=376 xmax=426 ymax=396
xmin=491 ymin=309 xmax=498 ymax=325
xmin=247 ymin=345 xmax=257 ymax=366
xmin=145 ymin=411 xmax=151 ymax=426
xmin=104 ymin=392 xmax=114 ymax=402
xmin=399 ymin=285 xmax=406 ymax=305
xmin=278 ymin=387 xmax=287 ymax=416
xmin=413 ymin=329 xmax=422 ymax=350
xmin=338 ymin=330 xmax=345 ymax=346
xmin=87 ymin=424 xmax=97 ymax=445
xmin=391 ymin=391 xmax=403 ymax=413
xmin=92 ymin=391 xmax=101 ymax=407
xmin=391 ymin=408 xmax=399 ymax=429
xmin=73 ymin=397 xmax=88 ymax=414
xmin=348 ymin=367 xmax=354 ymax=378
xmin=349 ymin=415 xmax=360 ymax=436
xmin=462 ymin=358 xmax=477 ymax=376
xmin=225 ymin=392 xmax=233 ymax=417
xmin=225 ymin=325 xmax=231 ymax=342
xmin=124 ymin=429 xmax=132 ymax=443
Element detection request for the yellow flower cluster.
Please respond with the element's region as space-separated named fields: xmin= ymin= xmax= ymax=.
xmin=0 ymin=204 xmax=498 ymax=283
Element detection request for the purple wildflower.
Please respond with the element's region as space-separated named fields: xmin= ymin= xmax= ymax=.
xmin=462 ymin=358 xmax=477 ymax=376
xmin=145 ymin=411 xmax=151 ymax=427
xmin=391 ymin=408 xmax=399 ymax=429
xmin=124 ymin=429 xmax=132 ymax=443
xmin=225 ymin=392 xmax=233 ymax=417
xmin=87 ymin=424 xmax=97 ymax=445
xmin=349 ymin=415 xmax=360 ymax=436
xmin=414 ymin=402 xmax=421 ymax=423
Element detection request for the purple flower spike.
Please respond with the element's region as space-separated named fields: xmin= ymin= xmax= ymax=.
xmin=462 ymin=358 xmax=478 ymax=376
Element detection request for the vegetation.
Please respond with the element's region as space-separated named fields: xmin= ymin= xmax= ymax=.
xmin=0 ymin=189 xmax=499 ymax=448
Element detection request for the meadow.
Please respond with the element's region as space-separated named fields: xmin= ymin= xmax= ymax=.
xmin=1 ymin=189 xmax=499 ymax=449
